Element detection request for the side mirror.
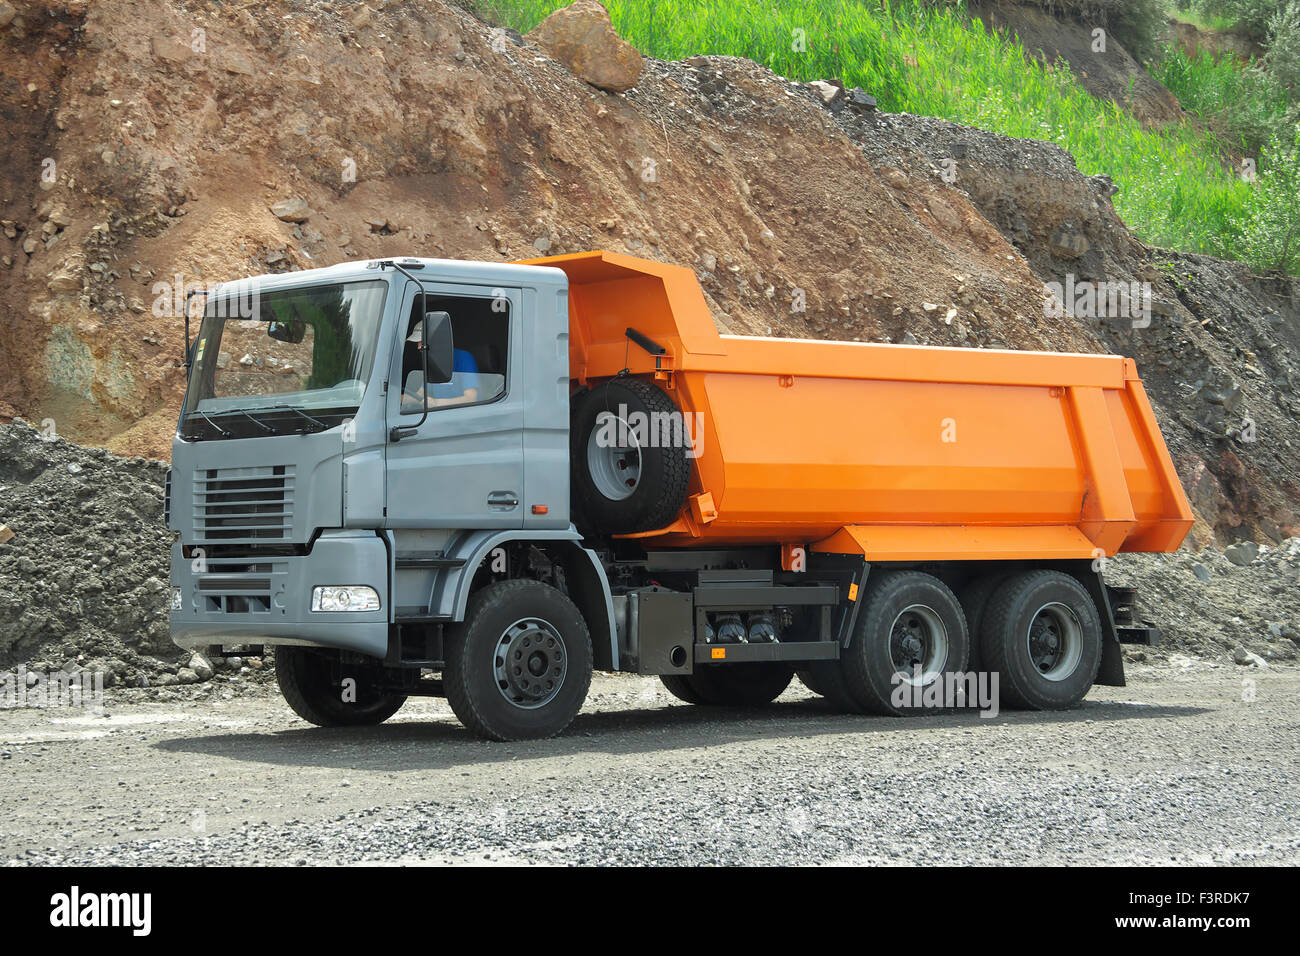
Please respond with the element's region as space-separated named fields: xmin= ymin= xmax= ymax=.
xmin=423 ymin=310 xmax=454 ymax=384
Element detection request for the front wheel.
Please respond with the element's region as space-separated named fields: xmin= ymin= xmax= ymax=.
xmin=444 ymin=579 xmax=593 ymax=741
xmin=275 ymin=646 xmax=406 ymax=727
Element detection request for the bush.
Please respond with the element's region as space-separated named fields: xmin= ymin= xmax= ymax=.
xmin=1107 ymin=0 xmax=1172 ymax=60
xmin=1264 ymin=0 xmax=1300 ymax=89
xmin=1236 ymin=123 xmax=1300 ymax=273
xmin=1195 ymin=0 xmax=1289 ymax=39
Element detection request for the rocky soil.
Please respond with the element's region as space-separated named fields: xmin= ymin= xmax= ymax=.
xmin=1110 ymin=545 xmax=1300 ymax=665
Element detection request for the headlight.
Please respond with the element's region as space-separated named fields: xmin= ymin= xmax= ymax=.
xmin=170 ymin=587 xmax=183 ymax=611
xmin=311 ymin=586 xmax=381 ymax=612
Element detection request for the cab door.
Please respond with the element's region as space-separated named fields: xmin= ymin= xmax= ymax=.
xmin=384 ymin=281 xmax=524 ymax=529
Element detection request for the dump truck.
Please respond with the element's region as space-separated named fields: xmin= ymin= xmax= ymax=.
xmin=167 ymin=251 xmax=1194 ymax=740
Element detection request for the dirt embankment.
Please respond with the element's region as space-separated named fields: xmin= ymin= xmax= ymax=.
xmin=0 ymin=0 xmax=1296 ymax=548
xmin=972 ymin=2 xmax=1187 ymax=126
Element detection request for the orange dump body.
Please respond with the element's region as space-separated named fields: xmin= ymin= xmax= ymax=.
xmin=520 ymin=251 xmax=1194 ymax=562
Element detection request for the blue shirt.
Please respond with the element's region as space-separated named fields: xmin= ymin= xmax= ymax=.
xmin=430 ymin=348 xmax=480 ymax=400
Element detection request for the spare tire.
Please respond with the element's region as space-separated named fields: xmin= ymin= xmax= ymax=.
xmin=571 ymin=376 xmax=691 ymax=534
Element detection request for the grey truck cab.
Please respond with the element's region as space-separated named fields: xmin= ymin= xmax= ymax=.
xmin=169 ymin=257 xmax=626 ymax=738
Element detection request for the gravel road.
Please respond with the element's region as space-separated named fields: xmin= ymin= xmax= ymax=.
xmin=2 ymin=663 xmax=1296 ymax=866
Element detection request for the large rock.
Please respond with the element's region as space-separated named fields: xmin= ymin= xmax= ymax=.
xmin=189 ymin=652 xmax=214 ymax=681
xmin=528 ymin=0 xmax=642 ymax=93
xmin=1224 ymin=540 xmax=1259 ymax=567
xmin=270 ymin=198 xmax=312 ymax=223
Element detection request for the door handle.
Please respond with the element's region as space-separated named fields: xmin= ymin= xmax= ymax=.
xmin=487 ymin=491 xmax=519 ymax=510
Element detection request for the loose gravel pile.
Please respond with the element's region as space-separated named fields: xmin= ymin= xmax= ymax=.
xmin=1109 ymin=543 xmax=1300 ymax=665
xmin=0 ymin=420 xmax=176 ymax=685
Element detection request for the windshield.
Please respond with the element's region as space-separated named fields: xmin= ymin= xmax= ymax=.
xmin=181 ymin=280 xmax=388 ymax=440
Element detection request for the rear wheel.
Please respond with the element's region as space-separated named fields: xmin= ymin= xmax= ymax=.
xmin=444 ymin=579 xmax=593 ymax=740
xmin=785 ymin=605 xmax=860 ymax=710
xmin=980 ymin=571 xmax=1102 ymax=710
xmin=796 ymin=668 xmax=830 ymax=697
xmin=684 ymin=663 xmax=794 ymax=706
xmin=841 ymin=571 xmax=969 ymax=715
xmin=959 ymin=572 xmax=1009 ymax=674
xmin=275 ymin=646 xmax=406 ymax=727
xmin=800 ymin=661 xmax=863 ymax=712
xmin=660 ymin=674 xmax=704 ymax=704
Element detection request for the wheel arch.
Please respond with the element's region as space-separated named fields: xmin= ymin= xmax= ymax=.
xmin=441 ymin=529 xmax=618 ymax=672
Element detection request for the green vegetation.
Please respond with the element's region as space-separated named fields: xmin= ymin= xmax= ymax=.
xmin=471 ymin=0 xmax=1297 ymax=273
xmin=1151 ymin=44 xmax=1290 ymax=151
xmin=1193 ymin=0 xmax=1290 ymax=39
xmin=1167 ymin=2 xmax=1239 ymax=32
xmin=1235 ymin=122 xmax=1300 ymax=272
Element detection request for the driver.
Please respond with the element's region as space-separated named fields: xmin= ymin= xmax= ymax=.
xmin=402 ymin=317 xmax=480 ymax=408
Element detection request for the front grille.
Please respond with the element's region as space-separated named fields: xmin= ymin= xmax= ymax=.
xmin=191 ymin=556 xmax=285 ymax=614
xmin=193 ymin=465 xmax=295 ymax=543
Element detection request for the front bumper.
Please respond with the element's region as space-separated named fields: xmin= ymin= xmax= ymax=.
xmin=169 ymin=529 xmax=389 ymax=658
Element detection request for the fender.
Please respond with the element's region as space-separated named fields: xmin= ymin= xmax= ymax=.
xmin=431 ymin=527 xmax=619 ymax=671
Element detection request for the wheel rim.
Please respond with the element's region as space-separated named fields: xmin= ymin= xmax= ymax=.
xmin=889 ymin=603 xmax=949 ymax=686
xmin=494 ymin=617 xmax=567 ymax=709
xmin=1026 ymin=602 xmax=1083 ymax=681
xmin=586 ymin=415 xmax=642 ymax=501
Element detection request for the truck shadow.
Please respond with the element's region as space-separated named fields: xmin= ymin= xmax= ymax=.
xmin=153 ymin=697 xmax=1210 ymax=773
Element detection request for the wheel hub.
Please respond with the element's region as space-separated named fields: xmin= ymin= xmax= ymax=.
xmin=889 ymin=605 xmax=949 ymax=686
xmin=1027 ymin=603 xmax=1083 ymax=682
xmin=586 ymin=417 xmax=643 ymax=501
xmin=494 ymin=617 xmax=567 ymax=710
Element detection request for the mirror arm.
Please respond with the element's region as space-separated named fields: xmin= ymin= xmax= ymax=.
xmin=183 ymin=288 xmax=208 ymax=383
xmin=384 ymin=261 xmax=430 ymax=442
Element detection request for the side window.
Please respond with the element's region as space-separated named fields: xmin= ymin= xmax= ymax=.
xmin=400 ymin=293 xmax=509 ymax=413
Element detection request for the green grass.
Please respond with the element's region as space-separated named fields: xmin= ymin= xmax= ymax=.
xmin=1150 ymin=43 xmax=1287 ymax=152
xmin=473 ymin=0 xmax=1265 ymax=265
xmin=1166 ymin=4 xmax=1239 ymax=32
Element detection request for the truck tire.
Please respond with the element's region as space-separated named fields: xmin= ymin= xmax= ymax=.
xmin=660 ymin=674 xmax=705 ymax=704
xmin=799 ymin=662 xmax=863 ymax=712
xmin=686 ymin=663 xmax=794 ymax=706
xmin=796 ymin=668 xmax=830 ymax=697
xmin=444 ymin=579 xmax=593 ymax=741
xmin=980 ymin=570 xmax=1102 ymax=710
xmin=571 ymin=377 xmax=691 ymax=534
xmin=275 ymin=646 xmax=406 ymax=727
xmin=841 ymin=571 xmax=970 ymax=715
xmin=959 ymin=572 xmax=1009 ymax=675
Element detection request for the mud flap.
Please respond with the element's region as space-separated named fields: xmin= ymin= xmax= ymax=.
xmin=1077 ymin=563 xmax=1125 ymax=687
